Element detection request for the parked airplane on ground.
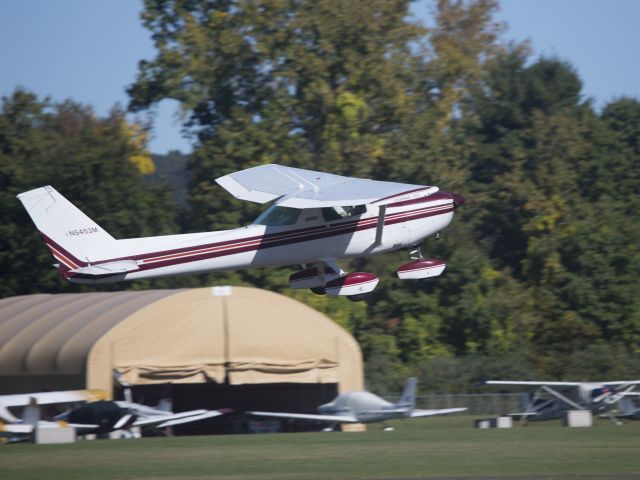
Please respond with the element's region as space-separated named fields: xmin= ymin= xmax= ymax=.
xmin=54 ymin=400 xmax=229 ymax=437
xmin=0 ymin=390 xmax=106 ymax=438
xmin=484 ymin=380 xmax=640 ymax=424
xmin=0 ymin=389 xmax=228 ymax=439
xmin=248 ymin=377 xmax=466 ymax=429
xmin=18 ymin=164 xmax=464 ymax=300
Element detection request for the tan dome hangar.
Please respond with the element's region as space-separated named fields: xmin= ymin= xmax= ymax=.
xmin=0 ymin=287 xmax=363 ymax=398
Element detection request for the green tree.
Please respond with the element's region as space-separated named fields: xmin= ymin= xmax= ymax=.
xmin=0 ymin=89 xmax=178 ymax=297
xmin=127 ymin=0 xmax=640 ymax=384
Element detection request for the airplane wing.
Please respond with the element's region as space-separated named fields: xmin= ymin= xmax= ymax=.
xmin=133 ymin=409 xmax=227 ymax=429
xmin=247 ymin=411 xmax=358 ymax=423
xmin=484 ymin=381 xmax=583 ymax=387
xmin=215 ymin=164 xmax=438 ymax=208
xmin=0 ymin=421 xmax=100 ymax=435
xmin=0 ymin=423 xmax=33 ymax=434
xmin=155 ymin=410 xmax=227 ymax=428
xmin=409 ymin=407 xmax=468 ymax=418
xmin=0 ymin=389 xmax=108 ymax=408
xmin=0 ymin=390 xmax=109 ymax=423
xmin=359 ymin=407 xmax=467 ymax=418
xmin=602 ymin=380 xmax=640 ymax=387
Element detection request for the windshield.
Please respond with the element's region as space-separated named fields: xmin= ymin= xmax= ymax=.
xmin=254 ymin=205 xmax=301 ymax=226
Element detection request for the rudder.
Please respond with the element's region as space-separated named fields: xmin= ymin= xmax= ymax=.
xmin=396 ymin=377 xmax=417 ymax=409
xmin=17 ymin=186 xmax=119 ymax=268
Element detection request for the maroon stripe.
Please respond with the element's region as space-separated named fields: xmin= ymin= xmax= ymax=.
xmin=139 ymin=204 xmax=443 ymax=264
xmin=326 ymin=272 xmax=378 ymax=288
xmin=40 ymin=204 xmax=453 ymax=274
xmin=134 ymin=206 xmax=453 ymax=272
xmin=41 ymin=233 xmax=87 ymax=267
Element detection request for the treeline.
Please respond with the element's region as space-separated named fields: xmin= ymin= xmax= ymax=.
xmin=2 ymin=0 xmax=638 ymax=393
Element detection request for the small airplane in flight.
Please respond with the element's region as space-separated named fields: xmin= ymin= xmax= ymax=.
xmin=484 ymin=379 xmax=640 ymax=424
xmin=18 ymin=164 xmax=464 ymax=301
xmin=248 ymin=377 xmax=466 ymax=429
xmin=0 ymin=389 xmax=228 ymax=439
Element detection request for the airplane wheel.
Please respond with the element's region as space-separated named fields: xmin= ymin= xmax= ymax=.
xmin=310 ymin=287 xmax=326 ymax=295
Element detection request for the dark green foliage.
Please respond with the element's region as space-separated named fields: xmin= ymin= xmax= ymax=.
xmin=2 ymin=1 xmax=639 ymax=386
xmin=0 ymin=90 xmax=180 ymax=296
xmin=149 ymin=150 xmax=190 ymax=208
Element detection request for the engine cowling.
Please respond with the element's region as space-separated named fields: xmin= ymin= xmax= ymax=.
xmin=289 ymin=266 xmax=341 ymax=289
xmin=325 ymin=272 xmax=379 ymax=297
xmin=396 ymin=259 xmax=445 ymax=280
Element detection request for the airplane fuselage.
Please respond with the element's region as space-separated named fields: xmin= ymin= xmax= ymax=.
xmin=58 ymin=191 xmax=456 ymax=284
xmin=318 ymin=391 xmax=411 ymax=423
xmin=519 ymin=383 xmax=634 ymax=421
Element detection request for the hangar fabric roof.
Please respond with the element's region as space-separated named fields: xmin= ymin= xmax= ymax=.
xmin=0 ymin=287 xmax=363 ymax=394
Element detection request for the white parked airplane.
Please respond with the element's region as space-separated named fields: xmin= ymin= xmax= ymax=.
xmin=484 ymin=380 xmax=640 ymax=423
xmin=17 ymin=164 xmax=464 ymax=300
xmin=0 ymin=389 xmax=228 ymax=439
xmin=0 ymin=390 xmax=106 ymax=438
xmin=248 ymin=377 xmax=466 ymax=428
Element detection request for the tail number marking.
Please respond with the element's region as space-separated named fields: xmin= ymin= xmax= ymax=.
xmin=67 ymin=227 xmax=99 ymax=236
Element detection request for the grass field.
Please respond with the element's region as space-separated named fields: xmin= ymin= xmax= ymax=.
xmin=1 ymin=416 xmax=639 ymax=479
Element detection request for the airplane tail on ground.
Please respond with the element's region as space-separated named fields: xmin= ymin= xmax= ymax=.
xmin=396 ymin=377 xmax=417 ymax=409
xmin=155 ymin=399 xmax=173 ymax=412
xmin=17 ymin=186 xmax=120 ymax=273
xmin=22 ymin=398 xmax=41 ymax=427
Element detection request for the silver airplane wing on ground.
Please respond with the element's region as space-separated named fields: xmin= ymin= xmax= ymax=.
xmin=247 ymin=411 xmax=358 ymax=423
xmin=409 ymin=408 xmax=468 ymax=418
xmin=133 ymin=409 xmax=228 ymax=429
xmin=484 ymin=381 xmax=583 ymax=387
xmin=485 ymin=380 xmax=640 ymax=387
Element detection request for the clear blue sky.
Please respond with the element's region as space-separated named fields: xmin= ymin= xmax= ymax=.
xmin=1 ymin=0 xmax=639 ymax=154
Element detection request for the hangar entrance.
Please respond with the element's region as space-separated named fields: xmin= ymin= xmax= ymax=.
xmin=116 ymin=382 xmax=339 ymax=435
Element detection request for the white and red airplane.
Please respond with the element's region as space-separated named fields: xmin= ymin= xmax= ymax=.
xmin=17 ymin=164 xmax=464 ymax=300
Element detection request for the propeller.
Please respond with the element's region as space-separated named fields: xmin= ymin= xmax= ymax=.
xmin=113 ymin=413 xmax=134 ymax=430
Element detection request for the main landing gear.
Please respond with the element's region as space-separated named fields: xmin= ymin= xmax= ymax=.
xmin=289 ymin=240 xmax=447 ymax=300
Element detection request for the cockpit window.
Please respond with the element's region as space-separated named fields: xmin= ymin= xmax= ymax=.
xmin=321 ymin=205 xmax=367 ymax=222
xmin=254 ymin=205 xmax=301 ymax=226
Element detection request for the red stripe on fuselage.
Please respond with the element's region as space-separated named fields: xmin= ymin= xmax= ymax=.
xmin=40 ymin=199 xmax=454 ymax=276
xmin=133 ymin=203 xmax=453 ymax=272
xmin=46 ymin=243 xmax=80 ymax=270
xmin=138 ymin=202 xmax=453 ymax=268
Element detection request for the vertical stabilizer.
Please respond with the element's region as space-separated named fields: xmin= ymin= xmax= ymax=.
xmin=396 ymin=377 xmax=417 ymax=409
xmin=17 ymin=186 xmax=119 ymax=267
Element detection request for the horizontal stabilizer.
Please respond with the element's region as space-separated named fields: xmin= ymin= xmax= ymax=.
xmin=68 ymin=260 xmax=139 ymax=278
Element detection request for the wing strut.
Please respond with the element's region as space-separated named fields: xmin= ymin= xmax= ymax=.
xmin=374 ymin=205 xmax=386 ymax=246
xmin=541 ymin=386 xmax=585 ymax=410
